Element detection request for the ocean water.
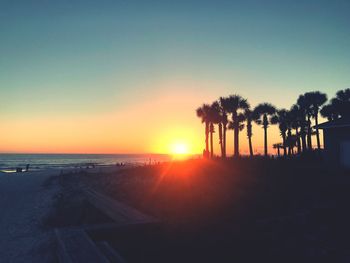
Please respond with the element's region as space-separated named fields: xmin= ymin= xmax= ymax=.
xmin=0 ymin=154 xmax=176 ymax=172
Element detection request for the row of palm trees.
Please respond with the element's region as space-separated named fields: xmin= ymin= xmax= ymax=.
xmin=196 ymin=88 xmax=350 ymax=158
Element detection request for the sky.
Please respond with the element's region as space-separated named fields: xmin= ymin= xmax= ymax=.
xmin=1 ymin=0 xmax=349 ymax=154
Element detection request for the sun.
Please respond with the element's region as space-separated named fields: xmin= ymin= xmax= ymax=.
xmin=171 ymin=142 xmax=189 ymax=155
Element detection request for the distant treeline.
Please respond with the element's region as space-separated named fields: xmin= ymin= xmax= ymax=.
xmin=196 ymin=88 xmax=350 ymax=158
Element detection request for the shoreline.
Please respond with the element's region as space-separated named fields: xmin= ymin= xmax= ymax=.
xmin=0 ymin=153 xmax=188 ymax=174
xmin=0 ymin=163 xmax=136 ymax=174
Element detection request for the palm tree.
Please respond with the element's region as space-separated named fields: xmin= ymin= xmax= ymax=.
xmin=285 ymin=110 xmax=295 ymax=155
xmin=286 ymin=134 xmax=298 ymax=155
xmin=254 ymin=103 xmax=276 ymax=156
xmin=320 ymin=103 xmax=340 ymax=121
xmin=334 ymin=88 xmax=350 ymax=117
xmin=219 ymin=97 xmax=230 ymax=158
xmin=209 ymin=121 xmax=215 ymax=158
xmin=244 ymin=106 xmax=257 ymax=157
xmin=321 ymin=88 xmax=350 ymax=121
xmin=298 ymin=94 xmax=314 ymax=150
xmin=303 ymin=91 xmax=327 ymax=150
xmin=221 ymin=113 xmax=228 ymax=157
xmin=289 ymin=104 xmax=303 ymax=154
xmin=223 ymin=95 xmax=249 ymax=157
xmin=296 ymin=95 xmax=311 ymax=151
xmin=271 ymin=109 xmax=288 ymax=156
xmin=196 ymin=104 xmax=211 ymax=158
xmin=273 ymin=143 xmax=283 ymax=157
xmin=209 ymin=101 xmax=223 ymax=158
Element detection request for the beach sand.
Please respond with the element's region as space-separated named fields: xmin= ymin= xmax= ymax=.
xmin=71 ymin=159 xmax=350 ymax=262
xmin=3 ymin=159 xmax=348 ymax=262
xmin=0 ymin=170 xmax=60 ymax=262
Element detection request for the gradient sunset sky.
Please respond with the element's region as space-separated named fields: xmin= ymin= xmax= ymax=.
xmin=1 ymin=0 xmax=349 ymax=154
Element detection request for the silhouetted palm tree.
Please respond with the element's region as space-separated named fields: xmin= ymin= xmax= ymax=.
xmin=219 ymin=97 xmax=230 ymax=158
xmin=298 ymin=94 xmax=315 ymax=150
xmin=289 ymin=104 xmax=303 ymax=154
xmin=296 ymin=96 xmax=310 ymax=151
xmin=196 ymin=104 xmax=211 ymax=158
xmin=284 ymin=110 xmax=295 ymax=155
xmin=286 ymin=134 xmax=298 ymax=155
xmin=321 ymin=88 xmax=350 ymax=121
xmin=303 ymin=91 xmax=327 ymax=150
xmin=244 ymin=106 xmax=257 ymax=157
xmin=320 ymin=103 xmax=340 ymax=121
xmin=223 ymin=95 xmax=249 ymax=157
xmin=254 ymin=103 xmax=276 ymax=156
xmin=221 ymin=113 xmax=228 ymax=157
xmin=273 ymin=143 xmax=283 ymax=157
xmin=209 ymin=121 xmax=215 ymax=158
xmin=335 ymin=88 xmax=350 ymax=117
xmin=209 ymin=101 xmax=223 ymax=158
xmin=271 ymin=109 xmax=288 ymax=156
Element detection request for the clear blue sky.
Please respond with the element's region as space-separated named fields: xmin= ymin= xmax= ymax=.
xmin=1 ymin=0 xmax=349 ymax=153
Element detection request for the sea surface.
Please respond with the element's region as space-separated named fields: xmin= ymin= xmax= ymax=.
xmin=0 ymin=154 xmax=183 ymax=172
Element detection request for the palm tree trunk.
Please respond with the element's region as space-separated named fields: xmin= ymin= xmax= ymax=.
xmin=219 ymin=123 xmax=223 ymax=157
xmin=307 ymin=115 xmax=312 ymax=150
xmin=282 ymin=132 xmax=287 ymax=156
xmin=287 ymin=129 xmax=292 ymax=156
xmin=315 ymin=113 xmax=321 ymax=150
xmin=277 ymin=147 xmax=280 ymax=157
xmin=234 ymin=125 xmax=239 ymax=157
xmin=232 ymin=111 xmax=239 ymax=157
xmin=300 ymin=121 xmax=307 ymax=152
xmin=301 ymin=133 xmax=307 ymax=152
xmin=210 ymin=123 xmax=214 ymax=158
xmin=264 ymin=125 xmax=268 ymax=156
xmin=205 ymin=122 xmax=209 ymax=158
xmin=247 ymin=121 xmax=253 ymax=157
xmin=223 ymin=125 xmax=227 ymax=158
xmin=295 ymin=128 xmax=301 ymax=154
xmin=248 ymin=135 xmax=253 ymax=157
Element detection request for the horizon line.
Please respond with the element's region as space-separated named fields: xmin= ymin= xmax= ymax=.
xmin=0 ymin=152 xmax=201 ymax=155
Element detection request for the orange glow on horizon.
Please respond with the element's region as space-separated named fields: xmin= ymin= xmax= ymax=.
xmin=0 ymin=82 xmax=301 ymax=155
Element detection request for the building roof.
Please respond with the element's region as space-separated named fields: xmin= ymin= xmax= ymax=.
xmin=317 ymin=117 xmax=350 ymax=129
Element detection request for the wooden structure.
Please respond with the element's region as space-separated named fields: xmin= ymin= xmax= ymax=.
xmin=55 ymin=188 xmax=159 ymax=263
xmin=83 ymin=188 xmax=159 ymax=225
xmin=317 ymin=117 xmax=350 ymax=169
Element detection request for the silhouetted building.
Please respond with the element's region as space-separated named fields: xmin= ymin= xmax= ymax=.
xmin=318 ymin=117 xmax=350 ymax=169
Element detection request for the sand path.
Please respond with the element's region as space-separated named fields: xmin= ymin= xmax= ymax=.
xmin=0 ymin=171 xmax=60 ymax=262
